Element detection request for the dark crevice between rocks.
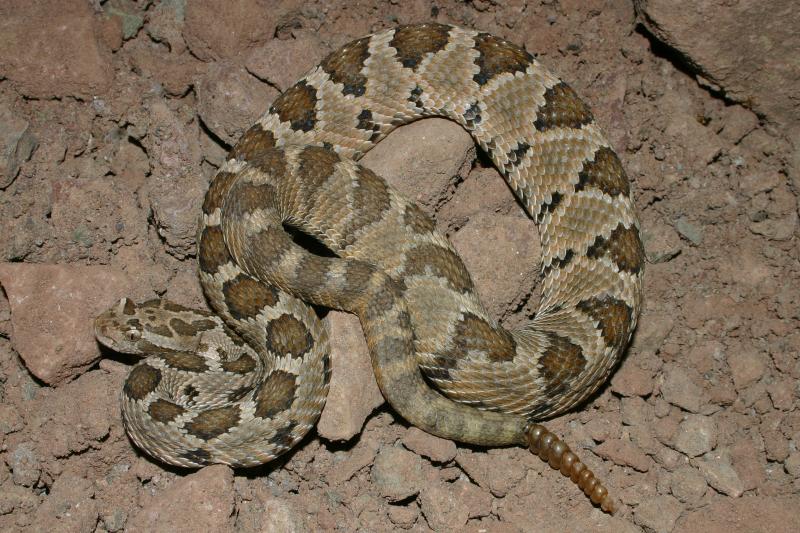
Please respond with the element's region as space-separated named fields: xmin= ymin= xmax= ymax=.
xmin=633 ymin=24 xmax=741 ymax=109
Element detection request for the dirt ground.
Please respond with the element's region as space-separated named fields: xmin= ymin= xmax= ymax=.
xmin=1 ymin=1 xmax=799 ymax=531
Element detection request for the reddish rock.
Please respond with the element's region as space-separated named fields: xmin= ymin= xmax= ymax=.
xmin=246 ymin=30 xmax=330 ymax=91
xmin=634 ymin=494 xmax=684 ymax=533
xmin=594 ymin=438 xmax=651 ymax=472
xmin=0 ymin=264 xmax=137 ymax=385
xmin=726 ymin=343 xmax=768 ymax=390
xmin=128 ymin=465 xmax=235 ymax=532
xmin=0 ymin=104 xmax=37 ymax=189
xmin=183 ymin=0 xmax=281 ymax=61
xmin=361 ymin=118 xmax=474 ymax=212
xmin=659 ymin=364 xmax=707 ymax=413
xmin=317 ymin=312 xmax=384 ymax=441
xmin=451 ymin=212 xmax=540 ymax=320
xmin=371 ymin=446 xmax=424 ymax=502
xmin=693 ymin=448 xmax=745 ymax=497
xmin=402 ymin=427 xmax=457 ymax=464
xmin=195 ymin=62 xmax=278 ymax=146
xmin=636 ymin=0 xmax=800 ymax=134
xmin=33 ymin=472 xmax=98 ymax=532
xmin=0 ymin=0 xmax=113 ymax=98
xmin=676 ymin=496 xmax=800 ymax=533
xmin=611 ymin=360 xmax=655 ymax=397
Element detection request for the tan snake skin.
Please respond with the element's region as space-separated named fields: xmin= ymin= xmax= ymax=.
xmin=95 ymin=23 xmax=643 ymax=513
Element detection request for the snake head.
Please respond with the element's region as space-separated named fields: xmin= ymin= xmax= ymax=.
xmin=94 ymin=298 xmax=146 ymax=354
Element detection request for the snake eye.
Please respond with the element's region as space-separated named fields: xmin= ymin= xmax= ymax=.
xmin=125 ymin=329 xmax=142 ymax=342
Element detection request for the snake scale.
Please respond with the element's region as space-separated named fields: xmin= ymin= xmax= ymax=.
xmin=95 ymin=23 xmax=643 ymax=513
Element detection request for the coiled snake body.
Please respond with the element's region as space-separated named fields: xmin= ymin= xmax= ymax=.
xmin=95 ymin=23 xmax=643 ymax=513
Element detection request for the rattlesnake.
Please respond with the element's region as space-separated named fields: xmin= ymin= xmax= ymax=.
xmin=95 ymin=23 xmax=643 ymax=513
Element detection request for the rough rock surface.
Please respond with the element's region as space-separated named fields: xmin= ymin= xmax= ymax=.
xmin=0 ymin=1 xmax=798 ymax=531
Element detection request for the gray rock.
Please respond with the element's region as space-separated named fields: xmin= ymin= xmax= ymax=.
xmin=8 ymin=442 xmax=40 ymax=487
xmin=643 ymin=222 xmax=682 ymax=263
xmin=674 ymin=217 xmax=703 ymax=245
xmin=673 ymin=414 xmax=717 ymax=457
xmin=670 ymin=465 xmax=707 ymax=503
xmin=127 ymin=465 xmax=235 ymax=532
xmin=693 ymin=447 xmax=745 ymax=497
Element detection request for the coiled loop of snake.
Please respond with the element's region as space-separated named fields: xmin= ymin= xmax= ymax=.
xmin=95 ymin=23 xmax=643 ymax=513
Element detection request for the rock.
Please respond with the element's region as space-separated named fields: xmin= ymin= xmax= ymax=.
xmin=455 ymin=449 xmax=526 ymax=497
xmin=33 ymin=472 xmax=98 ymax=533
xmin=784 ymin=452 xmax=800 ymax=477
xmin=673 ymin=414 xmax=717 ymax=457
xmin=0 ymin=0 xmax=113 ymax=98
xmin=634 ymin=494 xmax=684 ymax=533
xmin=128 ymin=465 xmax=235 ymax=532
xmin=387 ymin=503 xmax=419 ymax=529
xmin=673 ymin=216 xmax=703 ymax=245
xmin=419 ymin=479 xmax=490 ymax=530
xmin=246 ymin=30 xmax=330 ymax=91
xmin=327 ymin=436 xmax=379 ymax=486
xmin=630 ymin=311 xmax=674 ymax=354
xmin=317 ymin=312 xmax=384 ymax=442
xmin=659 ymin=364 xmax=706 ymax=413
xmin=258 ymin=496 xmax=309 ymax=532
xmin=183 ymin=0 xmax=278 ymax=61
xmin=0 ymin=484 xmax=39 ymax=516
xmin=371 ymin=446 xmax=424 ymax=502
xmin=726 ymin=344 xmax=767 ymax=390
xmin=196 ymin=62 xmax=277 ymax=146
xmin=450 ymin=212 xmax=541 ymax=319
xmin=438 ymin=166 xmax=518 ymax=230
xmin=0 ymin=264 xmax=136 ymax=385
xmin=636 ymin=0 xmax=800 ymax=134
xmin=611 ymin=360 xmax=655 ymax=397
xmin=767 ymin=377 xmax=795 ymax=410
xmin=0 ymin=404 xmax=24 ymax=436
xmin=693 ymin=448 xmax=744 ymax=497
xmin=361 ymin=118 xmax=474 ymax=212
xmin=402 ymin=427 xmax=457 ymax=464
xmin=7 ymin=442 xmax=40 ymax=488
xmin=144 ymin=173 xmax=207 ymax=260
xmin=676 ymin=496 xmax=800 ymax=533
xmin=33 ymin=370 xmax=119 ymax=459
xmin=729 ymin=439 xmax=766 ymax=492
xmin=670 ymin=465 xmax=707 ymax=503
xmin=749 ymin=211 xmax=798 ymax=241
xmin=594 ymin=438 xmax=651 ymax=472
xmin=642 ymin=222 xmax=682 ymax=263
xmin=0 ymin=104 xmax=37 ymax=188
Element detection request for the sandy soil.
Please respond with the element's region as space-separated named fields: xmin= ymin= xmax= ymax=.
xmin=0 ymin=1 xmax=798 ymax=531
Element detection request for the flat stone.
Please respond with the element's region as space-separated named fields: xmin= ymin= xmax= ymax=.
xmin=673 ymin=414 xmax=717 ymax=457
xmin=127 ymin=465 xmax=235 ymax=532
xmin=659 ymin=364 xmax=706 ymax=413
xmin=246 ymin=30 xmax=330 ymax=91
xmin=0 ymin=264 xmax=137 ymax=385
xmin=317 ymin=312 xmax=384 ymax=442
xmin=402 ymin=427 xmax=457 ymax=464
xmin=0 ymin=0 xmax=113 ymax=98
xmin=634 ymin=494 xmax=684 ymax=533
xmin=693 ymin=448 xmax=744 ymax=497
xmin=676 ymin=496 xmax=800 ymax=533
xmin=594 ymin=438 xmax=651 ymax=472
